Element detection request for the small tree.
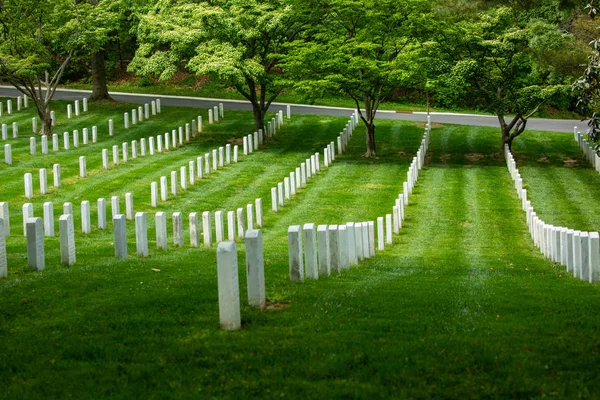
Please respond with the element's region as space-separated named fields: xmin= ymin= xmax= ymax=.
xmin=574 ymin=1 xmax=600 ymax=151
xmin=129 ymin=0 xmax=310 ymax=132
xmin=281 ymin=0 xmax=430 ymax=157
xmin=0 ymin=0 xmax=79 ymax=135
xmin=434 ymin=7 xmax=567 ymax=150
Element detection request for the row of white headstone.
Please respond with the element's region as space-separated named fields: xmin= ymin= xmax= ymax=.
xmin=505 ymin=144 xmax=600 ymax=282
xmin=105 ymin=116 xmax=204 ymax=171
xmin=66 ymin=98 xmax=89 ymax=120
xmin=0 ymin=95 xmax=28 ymax=117
xmin=23 ymin=165 xmax=62 ymax=199
xmin=0 ymin=194 xmax=265 ymax=277
xmin=286 ymin=125 xmax=431 ymax=281
xmin=271 ymin=113 xmax=358 ymax=212
xmin=123 ymin=99 xmax=161 ymax=129
xmin=574 ymin=127 xmax=600 ymax=173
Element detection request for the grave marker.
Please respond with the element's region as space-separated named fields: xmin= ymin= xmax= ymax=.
xmin=173 ymin=212 xmax=184 ymax=247
xmin=113 ymin=215 xmax=128 ymax=258
xmin=215 ymin=211 xmax=225 ymax=243
xmin=0 ymin=203 xmax=9 ymax=236
xmin=227 ymin=211 xmax=235 ymax=241
xmin=288 ymin=225 xmax=304 ymax=281
xmin=303 ymin=224 xmax=318 ymax=279
xmin=216 ymin=241 xmax=241 ymax=330
xmin=43 ymin=202 xmax=54 ymax=236
xmin=81 ymin=201 xmax=91 ymax=233
xmin=98 ymin=198 xmax=106 ymax=229
xmin=317 ymin=225 xmax=330 ymax=276
xmin=189 ymin=212 xmax=199 ymax=247
xmin=26 ymin=217 xmax=44 ymax=270
xmin=156 ymin=212 xmax=168 ymax=249
xmin=245 ymin=229 xmax=266 ymax=309
xmin=203 ymin=211 xmax=213 ymax=247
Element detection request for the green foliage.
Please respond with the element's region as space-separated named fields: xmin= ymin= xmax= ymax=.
xmin=281 ymin=0 xmax=431 ymax=155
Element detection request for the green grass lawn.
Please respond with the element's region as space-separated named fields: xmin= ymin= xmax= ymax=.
xmin=0 ymin=100 xmax=599 ymax=399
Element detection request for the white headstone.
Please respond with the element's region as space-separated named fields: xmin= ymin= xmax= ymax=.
xmin=180 ymin=167 xmax=187 ymax=190
xmin=385 ymin=214 xmax=393 ymax=245
xmin=227 ymin=211 xmax=235 ymax=241
xmin=111 ymin=196 xmax=120 ymax=218
xmin=113 ymin=215 xmax=128 ymax=258
xmin=42 ymin=202 xmax=54 ymax=236
xmin=328 ymin=225 xmax=340 ymax=273
xmin=24 ymin=173 xmax=33 ymax=199
xmin=0 ymin=202 xmax=9 ymax=236
xmin=171 ymin=171 xmax=178 ymax=196
xmin=63 ymin=202 xmax=72 ymax=215
xmin=368 ymin=221 xmax=376 ymax=255
xmin=52 ymin=134 xmax=58 ymax=151
xmin=233 ymin=145 xmax=238 ymax=162
xmin=41 ymin=135 xmax=48 ymax=154
xmin=83 ymin=128 xmax=88 ymax=145
xmin=155 ymin=212 xmax=167 ymax=250
xmin=189 ymin=212 xmax=199 ymax=247
xmin=255 ymin=198 xmax=263 ymax=227
xmin=30 ymin=137 xmax=36 ymax=155
xmin=79 ymin=156 xmax=87 ymax=178
xmin=236 ymin=208 xmax=245 ymax=239
xmin=246 ymin=204 xmax=254 ymax=231
xmin=303 ymin=223 xmax=318 ymax=279
xmin=39 ymin=168 xmax=47 ymax=195
xmin=59 ymin=214 xmax=76 ymax=266
xmin=81 ymin=201 xmax=91 ymax=233
xmin=22 ymin=203 xmax=33 ymax=236
xmin=338 ymin=225 xmax=349 ymax=270
xmin=271 ymin=187 xmax=278 ymax=212
xmin=216 ymin=241 xmax=241 ymax=330
xmin=210 ymin=210 xmax=223 ymax=244
xmin=288 ymin=225 xmax=304 ymax=281
xmin=244 ymin=229 xmax=265 ymax=309
xmin=202 ymin=211 xmax=212 ymax=247
xmin=317 ymin=225 xmax=330 ymax=276
xmin=4 ymin=144 xmax=11 ymax=165
xmin=125 ymin=193 xmax=134 ymax=220
xmin=346 ymin=222 xmax=358 ymax=266
xmin=173 ymin=212 xmax=184 ymax=247
xmin=26 ymin=217 xmax=44 ymax=270
xmin=589 ymin=232 xmax=600 ymax=282
xmin=97 ymin=198 xmax=106 ymax=229
xmin=112 ymin=145 xmax=119 ymax=165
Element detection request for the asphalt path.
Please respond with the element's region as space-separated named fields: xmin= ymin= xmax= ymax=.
xmin=0 ymin=86 xmax=584 ymax=133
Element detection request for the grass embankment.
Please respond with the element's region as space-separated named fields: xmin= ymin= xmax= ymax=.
xmin=0 ymin=103 xmax=599 ymax=399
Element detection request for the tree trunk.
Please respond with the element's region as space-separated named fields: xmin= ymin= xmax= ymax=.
xmin=38 ymin=101 xmax=52 ymax=136
xmin=365 ymin=123 xmax=376 ymax=157
xmin=251 ymin=102 xmax=265 ymax=134
xmin=89 ymin=50 xmax=113 ymax=102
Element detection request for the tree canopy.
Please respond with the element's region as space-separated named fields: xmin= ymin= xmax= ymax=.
xmin=129 ymin=0 xmax=310 ymax=131
xmin=281 ymin=0 xmax=431 ymax=157
xmin=0 ymin=0 xmax=79 ymax=134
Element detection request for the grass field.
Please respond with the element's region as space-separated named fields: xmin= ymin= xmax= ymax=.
xmin=0 ymin=99 xmax=599 ymax=399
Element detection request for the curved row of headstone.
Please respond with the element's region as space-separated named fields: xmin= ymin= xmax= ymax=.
xmin=504 ymin=145 xmax=600 ymax=283
xmin=574 ymin=127 xmax=600 ymax=173
xmin=123 ymin=100 xmax=161 ymax=128
xmin=271 ymin=113 xmax=358 ymax=212
xmin=0 ymin=192 xmax=265 ymax=276
xmin=65 ymin=98 xmax=89 ymax=120
xmin=286 ymin=123 xmax=431 ymax=281
xmin=0 ymin=95 xmax=28 ymax=117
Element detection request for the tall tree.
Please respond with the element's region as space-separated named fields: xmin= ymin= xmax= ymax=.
xmin=129 ymin=0 xmax=309 ymax=132
xmin=0 ymin=0 xmax=79 ymax=135
xmin=574 ymin=1 xmax=600 ymax=151
xmin=432 ymin=6 xmax=569 ymax=150
xmin=281 ymin=0 xmax=430 ymax=157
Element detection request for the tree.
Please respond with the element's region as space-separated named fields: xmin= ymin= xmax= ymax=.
xmin=0 ymin=0 xmax=79 ymax=135
xmin=129 ymin=0 xmax=310 ymax=132
xmin=77 ymin=0 xmax=152 ymax=102
xmin=280 ymin=0 xmax=430 ymax=157
xmin=433 ymin=7 xmax=568 ymax=150
xmin=574 ymin=1 xmax=600 ymax=151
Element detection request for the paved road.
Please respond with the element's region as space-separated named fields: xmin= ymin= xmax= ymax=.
xmin=0 ymin=86 xmax=584 ymax=133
